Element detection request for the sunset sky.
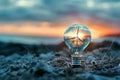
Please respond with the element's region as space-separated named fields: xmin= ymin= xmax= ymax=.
xmin=0 ymin=0 xmax=120 ymax=39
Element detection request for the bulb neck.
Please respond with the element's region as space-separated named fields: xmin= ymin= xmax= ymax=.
xmin=71 ymin=52 xmax=83 ymax=67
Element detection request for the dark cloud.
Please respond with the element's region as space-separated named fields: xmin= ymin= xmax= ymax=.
xmin=0 ymin=0 xmax=120 ymax=27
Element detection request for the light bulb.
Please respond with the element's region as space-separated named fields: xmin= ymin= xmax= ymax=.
xmin=64 ymin=24 xmax=91 ymax=66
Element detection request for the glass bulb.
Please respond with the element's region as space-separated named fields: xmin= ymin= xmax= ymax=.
xmin=64 ymin=24 xmax=91 ymax=66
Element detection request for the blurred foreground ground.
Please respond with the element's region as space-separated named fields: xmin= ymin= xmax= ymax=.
xmin=0 ymin=37 xmax=120 ymax=80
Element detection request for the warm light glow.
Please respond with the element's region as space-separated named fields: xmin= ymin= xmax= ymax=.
xmin=72 ymin=38 xmax=83 ymax=47
xmin=0 ymin=22 xmax=64 ymax=37
xmin=78 ymin=33 xmax=85 ymax=39
xmin=0 ymin=22 xmax=119 ymax=39
xmin=78 ymin=31 xmax=90 ymax=40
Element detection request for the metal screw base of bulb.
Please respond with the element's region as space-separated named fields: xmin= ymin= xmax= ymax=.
xmin=71 ymin=53 xmax=83 ymax=68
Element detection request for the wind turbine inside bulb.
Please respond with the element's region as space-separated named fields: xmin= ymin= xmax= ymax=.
xmin=64 ymin=24 xmax=91 ymax=67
